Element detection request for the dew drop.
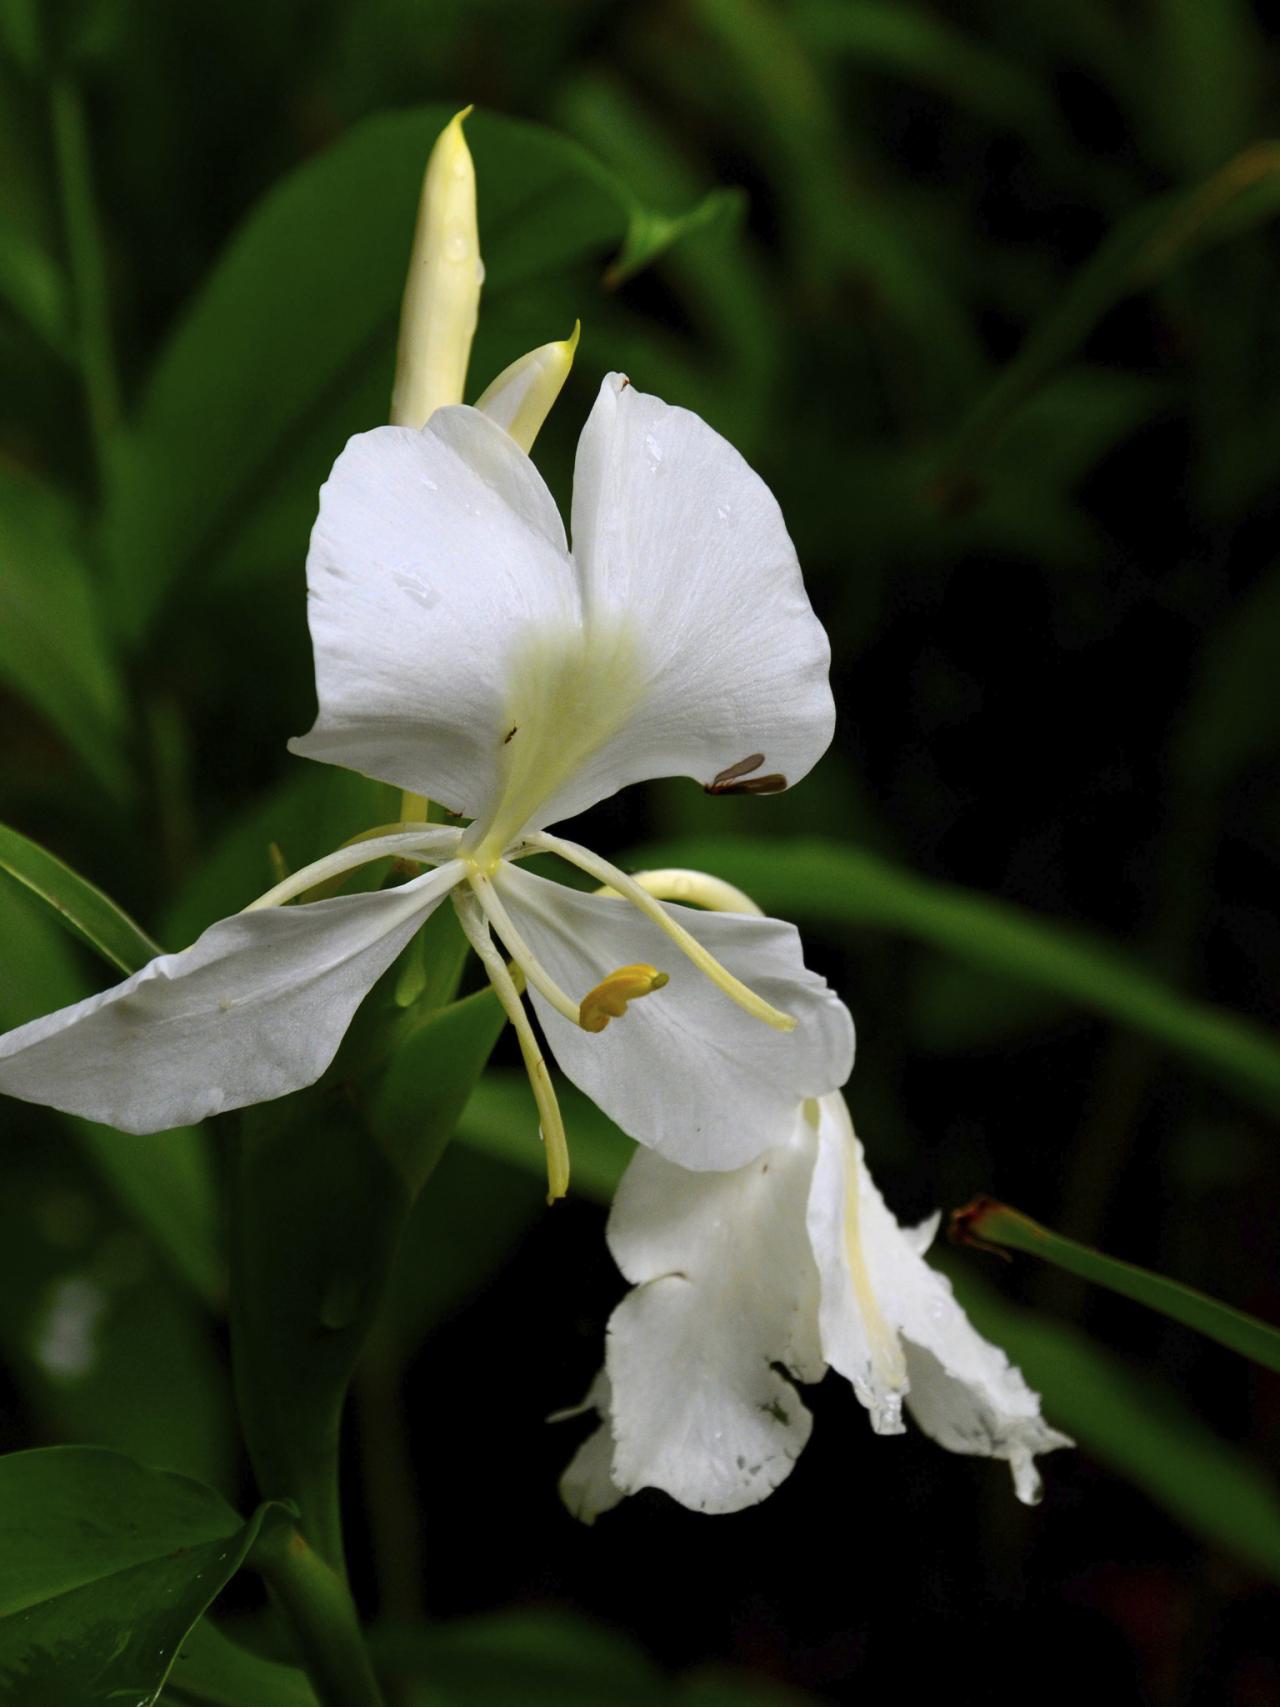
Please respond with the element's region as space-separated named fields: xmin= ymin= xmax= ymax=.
xmin=392 ymin=570 xmax=439 ymax=611
xmin=445 ymin=231 xmax=469 ymax=262
xmin=714 ymin=503 xmax=731 ymax=522
xmin=643 ymin=432 xmax=664 ymax=471
xmin=870 ymin=1391 xmax=905 ymax=1436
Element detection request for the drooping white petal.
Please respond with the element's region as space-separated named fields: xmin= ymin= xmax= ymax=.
xmin=558 ymin=374 xmax=835 ymax=813
xmin=807 ymin=1094 xmax=1071 ymax=1499
xmin=0 ymin=863 xmax=464 ymax=1133
xmin=603 ymin=1134 xmax=823 ymax=1515
xmin=290 ymin=406 xmax=576 ymax=817
xmin=494 ymin=863 xmax=854 ymax=1168
xmin=554 ymin=1371 xmax=625 ymax=1526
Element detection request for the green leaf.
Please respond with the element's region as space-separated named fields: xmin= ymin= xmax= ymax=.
xmin=0 ymin=818 xmax=159 ymax=976
xmin=0 ymin=873 xmax=223 ymax=1307
xmin=606 ymin=186 xmax=744 ymax=287
xmin=0 ymin=466 xmax=130 ymax=798
xmin=457 ymin=1068 xmax=632 ymax=1204
xmin=953 ymin=1199 xmax=1280 ymax=1376
xmin=368 ymin=986 xmax=507 ymax=1193
xmin=1173 ymin=562 xmax=1280 ymax=790
xmin=0 ymin=1447 xmax=275 ymax=1705
xmin=103 ymin=104 xmax=707 ymax=641
xmin=629 ymin=835 xmax=1280 ymax=1116
xmin=162 ymin=1619 xmax=318 ymax=1707
xmin=950 ymin=1269 xmax=1280 ymax=1582
xmin=228 ymin=1094 xmax=414 ymax=1575
xmin=0 ymin=1129 xmax=232 ymax=1489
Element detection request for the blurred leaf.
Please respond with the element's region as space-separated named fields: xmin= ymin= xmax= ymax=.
xmin=935 ymin=142 xmax=1280 ymax=496
xmin=457 ymin=1068 xmax=632 ymax=1205
xmin=954 ymin=1198 xmax=1280 ymax=1376
xmin=0 ymin=818 xmax=158 ymax=975
xmin=632 ymin=835 xmax=1280 ymax=1116
xmin=104 ymin=103 xmax=710 ymax=641
xmin=0 ymin=1129 xmax=232 ymax=1488
xmin=228 ymin=1091 xmax=414 ymax=1574
xmin=0 ymin=466 xmax=130 ymax=797
xmin=910 ymin=959 xmax=1066 ymax=1054
xmin=368 ymin=987 xmax=506 ymax=1194
xmin=606 ymin=186 xmax=744 ymax=287
xmin=372 ymin=1610 xmax=662 ymax=1707
xmin=951 ymin=1269 xmax=1280 ymax=1582
xmin=0 ymin=1448 xmax=273 ymax=1705
xmin=0 ymin=869 xmax=222 ymax=1306
xmin=1173 ymin=563 xmax=1280 ymax=790
xmin=1150 ymin=0 xmax=1259 ymax=176
xmin=792 ymin=0 xmax=1055 ymax=138
xmin=162 ymin=1619 xmax=318 ymax=1707
xmin=384 ymin=1143 xmax=543 ymax=1351
xmin=0 ymin=213 xmax=70 ymax=350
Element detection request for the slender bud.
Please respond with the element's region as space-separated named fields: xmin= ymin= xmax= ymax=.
xmin=390 ymin=106 xmax=483 ymax=428
xmin=474 ymin=321 xmax=581 ymax=452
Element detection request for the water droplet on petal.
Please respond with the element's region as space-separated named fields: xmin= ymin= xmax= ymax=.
xmin=870 ymin=1390 xmax=905 ymax=1436
xmin=643 ymin=432 xmax=664 ymax=471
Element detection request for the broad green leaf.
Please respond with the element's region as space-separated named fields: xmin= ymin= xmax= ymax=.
xmin=0 ymin=1128 xmax=232 ymax=1488
xmin=368 ymin=986 xmax=506 ymax=1193
xmin=1149 ymin=0 xmax=1259 ymax=176
xmin=0 ymin=873 xmax=222 ymax=1306
xmin=0 ymin=467 xmax=130 ymax=798
xmin=950 ymin=1269 xmax=1280 ymax=1582
xmin=630 ymin=835 xmax=1280 ymax=1116
xmin=953 ymin=1199 xmax=1280 ymax=1376
xmin=457 ymin=1069 xmax=632 ymax=1204
xmin=0 ymin=213 xmax=70 ymax=350
xmin=934 ymin=141 xmax=1280 ymax=494
xmin=162 ymin=1619 xmax=318 ymax=1707
xmin=0 ymin=1448 xmax=275 ymax=1705
xmin=104 ymin=104 xmax=710 ymax=641
xmin=0 ymin=818 xmax=159 ymax=975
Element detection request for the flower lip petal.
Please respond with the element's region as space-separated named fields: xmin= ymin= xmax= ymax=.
xmin=0 ymin=861 xmax=464 ymax=1133
xmin=493 ymin=861 xmax=854 ymax=1169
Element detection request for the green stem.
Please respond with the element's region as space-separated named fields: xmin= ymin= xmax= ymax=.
xmin=49 ymin=73 xmax=120 ymax=481
xmin=251 ymin=1519 xmax=386 ymax=1707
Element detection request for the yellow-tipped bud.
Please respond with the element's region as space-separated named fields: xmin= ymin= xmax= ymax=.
xmin=390 ymin=106 xmax=483 ymax=429
xmin=579 ymin=963 xmax=669 ymax=1033
xmin=474 ymin=321 xmax=581 ymax=453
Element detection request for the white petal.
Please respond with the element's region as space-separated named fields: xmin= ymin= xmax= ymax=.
xmin=604 ymin=1136 xmax=821 ymax=1515
xmin=559 ymin=373 xmax=835 ymax=813
xmin=290 ymin=406 xmax=575 ymax=816
xmin=555 ymin=1371 xmax=625 ymax=1526
xmin=495 ymin=863 xmax=854 ymax=1167
xmin=0 ymin=863 xmax=464 ymax=1132
xmin=808 ymin=1094 xmax=1071 ymax=1497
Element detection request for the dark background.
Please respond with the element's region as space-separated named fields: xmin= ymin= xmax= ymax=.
xmin=2 ymin=2 xmax=1280 ymax=1703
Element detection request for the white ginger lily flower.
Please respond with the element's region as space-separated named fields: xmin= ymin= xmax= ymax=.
xmin=557 ymin=872 xmax=1071 ymax=1516
xmin=0 ymin=380 xmax=851 ymax=1198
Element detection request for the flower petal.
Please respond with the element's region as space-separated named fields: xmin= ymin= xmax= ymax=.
xmin=558 ymin=373 xmax=835 ymax=816
xmin=604 ymin=1135 xmax=822 ymax=1514
xmin=290 ymin=406 xmax=575 ymax=816
xmin=0 ymin=863 xmax=464 ymax=1132
xmin=807 ymin=1094 xmax=1071 ymax=1498
xmin=495 ymin=864 xmax=854 ymax=1168
xmin=555 ymin=1371 xmax=625 ymax=1526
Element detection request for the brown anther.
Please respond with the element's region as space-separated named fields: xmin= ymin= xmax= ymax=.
xmin=705 ymin=753 xmax=787 ymax=795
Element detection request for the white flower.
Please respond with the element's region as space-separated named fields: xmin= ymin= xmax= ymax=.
xmin=560 ymin=1089 xmax=1071 ymax=1519
xmin=0 ymin=378 xmax=852 ymax=1194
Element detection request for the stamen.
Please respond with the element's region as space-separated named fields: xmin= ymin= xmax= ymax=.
xmin=520 ymin=832 xmax=796 ymax=1033
xmin=606 ymin=868 xmax=762 ymax=919
xmin=579 ymin=964 xmax=669 ymax=1033
xmin=241 ymin=826 xmax=463 ymax=911
xmin=453 ymin=892 xmax=570 ymax=1202
xmin=465 ymin=869 xmax=583 ymax=1027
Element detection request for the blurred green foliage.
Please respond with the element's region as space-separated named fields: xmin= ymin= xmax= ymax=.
xmin=2 ymin=0 xmax=1280 ymax=1701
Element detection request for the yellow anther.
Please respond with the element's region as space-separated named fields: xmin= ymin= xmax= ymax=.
xmin=579 ymin=964 xmax=669 ymax=1033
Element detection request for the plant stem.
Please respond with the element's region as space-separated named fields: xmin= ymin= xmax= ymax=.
xmin=251 ymin=1519 xmax=386 ymax=1707
xmin=49 ymin=73 xmax=120 ymax=485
